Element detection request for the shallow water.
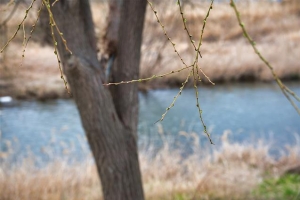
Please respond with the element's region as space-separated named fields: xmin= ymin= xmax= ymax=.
xmin=0 ymin=82 xmax=299 ymax=163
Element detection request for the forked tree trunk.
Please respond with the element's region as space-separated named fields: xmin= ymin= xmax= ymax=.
xmin=50 ymin=0 xmax=146 ymax=199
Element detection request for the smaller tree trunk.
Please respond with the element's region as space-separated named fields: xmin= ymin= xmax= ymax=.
xmin=39 ymin=6 xmax=52 ymax=46
xmin=101 ymin=0 xmax=122 ymax=56
xmin=0 ymin=25 xmax=7 ymax=64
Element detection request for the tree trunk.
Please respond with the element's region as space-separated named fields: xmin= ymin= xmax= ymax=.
xmin=101 ymin=0 xmax=122 ymax=56
xmin=39 ymin=6 xmax=52 ymax=46
xmin=50 ymin=0 xmax=146 ymax=199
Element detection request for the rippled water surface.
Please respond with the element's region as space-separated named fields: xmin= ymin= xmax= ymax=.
xmin=1 ymin=82 xmax=299 ymax=162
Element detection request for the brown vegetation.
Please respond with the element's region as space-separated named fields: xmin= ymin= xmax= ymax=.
xmin=0 ymin=131 xmax=299 ymax=200
xmin=0 ymin=1 xmax=300 ymax=99
xmin=140 ymin=0 xmax=300 ymax=87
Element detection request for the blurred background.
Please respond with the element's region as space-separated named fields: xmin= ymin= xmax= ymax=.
xmin=0 ymin=0 xmax=300 ymax=199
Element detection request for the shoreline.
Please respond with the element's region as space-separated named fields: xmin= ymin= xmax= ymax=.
xmin=0 ymin=1 xmax=299 ymax=100
xmin=1 ymin=77 xmax=299 ymax=101
xmin=1 ymin=78 xmax=299 ymax=103
xmin=0 ymin=131 xmax=299 ymax=199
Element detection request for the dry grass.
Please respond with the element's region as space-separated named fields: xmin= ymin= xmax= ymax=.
xmin=0 ymin=131 xmax=300 ymax=200
xmin=140 ymin=1 xmax=300 ymax=87
xmin=0 ymin=1 xmax=300 ymax=98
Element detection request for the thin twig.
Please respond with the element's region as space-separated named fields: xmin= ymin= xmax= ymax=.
xmin=43 ymin=0 xmax=70 ymax=94
xmin=147 ymin=1 xmax=189 ymax=68
xmin=0 ymin=0 xmax=36 ymax=53
xmin=0 ymin=0 xmax=22 ymax=28
xmin=230 ymin=0 xmax=300 ymax=115
xmin=177 ymin=0 xmax=202 ymax=58
xmin=20 ymin=1 xmax=43 ymax=67
xmin=104 ymin=64 xmax=193 ymax=85
xmin=155 ymin=69 xmax=193 ymax=124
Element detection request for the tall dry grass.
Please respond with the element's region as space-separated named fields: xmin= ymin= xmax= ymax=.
xmin=140 ymin=1 xmax=300 ymax=87
xmin=0 ymin=1 xmax=300 ymax=98
xmin=0 ymin=131 xmax=300 ymax=200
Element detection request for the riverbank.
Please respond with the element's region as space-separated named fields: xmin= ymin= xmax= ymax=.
xmin=0 ymin=1 xmax=300 ymax=99
xmin=0 ymin=132 xmax=299 ymax=200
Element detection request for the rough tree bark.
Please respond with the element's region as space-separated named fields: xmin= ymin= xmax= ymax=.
xmin=101 ymin=0 xmax=122 ymax=56
xmin=50 ymin=0 xmax=147 ymax=199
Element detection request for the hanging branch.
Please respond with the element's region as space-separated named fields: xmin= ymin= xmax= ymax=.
xmin=0 ymin=0 xmax=73 ymax=95
xmin=147 ymin=0 xmax=215 ymax=144
xmin=230 ymin=0 xmax=300 ymax=115
xmin=0 ymin=0 xmax=36 ymax=53
xmin=0 ymin=0 xmax=22 ymax=28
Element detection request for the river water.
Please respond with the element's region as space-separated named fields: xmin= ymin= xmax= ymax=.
xmin=0 ymin=82 xmax=299 ymax=163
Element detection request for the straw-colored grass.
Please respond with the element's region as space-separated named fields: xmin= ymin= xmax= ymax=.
xmin=140 ymin=1 xmax=300 ymax=87
xmin=1 ymin=131 xmax=300 ymax=200
xmin=0 ymin=1 xmax=300 ymax=98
